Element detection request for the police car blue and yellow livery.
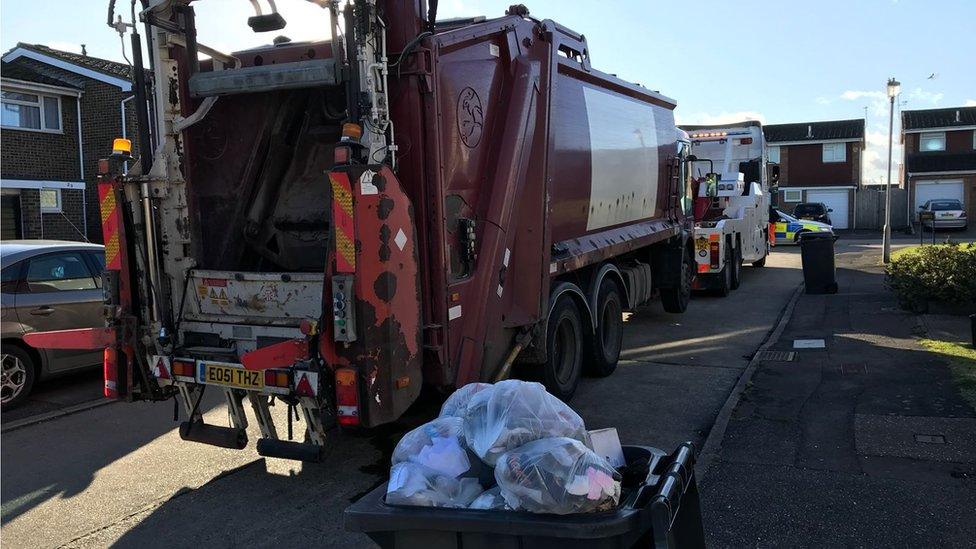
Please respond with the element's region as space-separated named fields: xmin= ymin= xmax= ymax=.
xmin=773 ymin=210 xmax=834 ymax=245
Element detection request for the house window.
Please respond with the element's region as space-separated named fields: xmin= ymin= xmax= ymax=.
xmin=784 ymin=189 xmax=803 ymax=202
xmin=1 ymin=90 xmax=62 ymax=132
xmin=39 ymin=189 xmax=62 ymax=213
xmin=768 ymin=146 xmax=780 ymax=164
xmin=919 ymin=132 xmax=946 ymax=152
xmin=822 ymin=143 xmax=846 ymax=163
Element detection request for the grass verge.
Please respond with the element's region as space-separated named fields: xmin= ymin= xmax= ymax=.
xmin=920 ymin=338 xmax=976 ymax=411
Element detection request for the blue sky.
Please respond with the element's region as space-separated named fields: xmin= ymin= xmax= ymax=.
xmin=3 ymin=0 xmax=974 ymax=183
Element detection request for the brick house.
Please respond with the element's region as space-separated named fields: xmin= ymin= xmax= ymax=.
xmin=763 ymin=119 xmax=865 ymax=230
xmin=901 ymin=106 xmax=976 ymax=224
xmin=1 ymin=43 xmax=141 ymax=242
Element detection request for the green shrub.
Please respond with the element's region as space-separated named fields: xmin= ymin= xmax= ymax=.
xmin=885 ymin=242 xmax=976 ymax=311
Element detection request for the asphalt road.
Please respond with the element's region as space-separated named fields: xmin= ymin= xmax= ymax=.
xmin=1 ymin=249 xmax=805 ymax=548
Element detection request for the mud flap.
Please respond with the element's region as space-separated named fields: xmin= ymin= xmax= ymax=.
xmin=321 ymin=165 xmax=423 ymax=427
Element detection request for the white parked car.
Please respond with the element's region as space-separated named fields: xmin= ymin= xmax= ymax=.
xmin=918 ymin=199 xmax=967 ymax=230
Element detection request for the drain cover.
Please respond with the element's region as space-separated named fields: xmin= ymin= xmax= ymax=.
xmin=793 ymin=339 xmax=826 ymax=349
xmin=754 ymin=350 xmax=796 ymax=362
xmin=914 ymin=434 xmax=946 ymax=444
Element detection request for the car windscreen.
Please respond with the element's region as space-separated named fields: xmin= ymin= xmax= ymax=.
xmin=930 ymin=201 xmax=962 ymax=211
xmin=793 ymin=204 xmax=824 ymax=216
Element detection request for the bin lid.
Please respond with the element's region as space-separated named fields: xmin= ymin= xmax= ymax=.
xmin=799 ymin=231 xmax=833 ymax=243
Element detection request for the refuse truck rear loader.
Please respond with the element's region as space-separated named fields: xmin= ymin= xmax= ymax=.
xmin=26 ymin=0 xmax=695 ymax=461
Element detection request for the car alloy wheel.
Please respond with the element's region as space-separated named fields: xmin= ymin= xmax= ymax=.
xmin=1 ymin=353 xmax=28 ymax=405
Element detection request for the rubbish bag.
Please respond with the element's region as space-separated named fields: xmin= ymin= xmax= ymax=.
xmin=386 ymin=462 xmax=483 ymax=508
xmin=463 ymin=380 xmax=590 ymax=466
xmin=494 ymin=437 xmax=621 ymax=514
xmin=439 ymin=382 xmax=493 ymax=419
xmin=469 ymin=486 xmax=510 ymax=511
xmin=392 ymin=417 xmax=473 ymax=478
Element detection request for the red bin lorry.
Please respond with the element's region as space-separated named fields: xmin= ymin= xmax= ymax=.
xmin=26 ymin=0 xmax=695 ymax=460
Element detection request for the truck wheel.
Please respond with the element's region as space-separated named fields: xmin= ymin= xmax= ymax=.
xmin=752 ymin=237 xmax=769 ymax=267
xmin=543 ymin=296 xmax=583 ymax=401
xmin=713 ymin=247 xmax=732 ymax=297
xmin=661 ymin=249 xmax=693 ymax=314
xmin=730 ymin=242 xmax=743 ymax=290
xmin=584 ymin=279 xmax=623 ymax=378
xmin=1 ymin=344 xmax=36 ymax=410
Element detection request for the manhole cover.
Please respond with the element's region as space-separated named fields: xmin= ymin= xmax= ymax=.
xmin=793 ymin=339 xmax=826 ymax=349
xmin=754 ymin=350 xmax=796 ymax=362
xmin=914 ymin=434 xmax=946 ymax=444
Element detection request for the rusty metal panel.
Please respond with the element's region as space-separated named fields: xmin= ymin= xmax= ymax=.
xmin=187 ymin=270 xmax=323 ymax=321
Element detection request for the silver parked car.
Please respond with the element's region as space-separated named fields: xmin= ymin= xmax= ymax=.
xmin=918 ymin=199 xmax=968 ymax=230
xmin=1 ymin=240 xmax=106 ymax=409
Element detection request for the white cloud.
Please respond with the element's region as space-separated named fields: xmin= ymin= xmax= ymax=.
xmin=674 ymin=110 xmax=765 ymax=126
xmin=841 ymin=90 xmax=885 ymax=101
xmin=862 ymin=129 xmax=901 ymax=186
xmin=815 ymin=97 xmax=832 ymax=105
xmin=964 ymin=99 xmax=976 ymax=107
xmin=906 ymin=87 xmax=944 ymax=106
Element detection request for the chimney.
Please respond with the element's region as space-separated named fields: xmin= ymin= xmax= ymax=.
xmin=81 ymin=44 xmax=87 ymax=56
xmin=806 ymin=125 xmax=813 ymax=138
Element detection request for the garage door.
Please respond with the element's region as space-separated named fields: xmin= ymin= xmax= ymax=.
xmin=915 ymin=180 xmax=964 ymax=211
xmin=806 ymin=189 xmax=850 ymax=229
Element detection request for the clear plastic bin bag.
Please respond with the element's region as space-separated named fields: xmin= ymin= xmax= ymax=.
xmin=494 ymin=437 xmax=621 ymax=514
xmin=468 ymin=486 xmax=511 ymax=510
xmin=392 ymin=417 xmax=472 ymax=478
xmin=438 ymin=382 xmax=493 ymax=419
xmin=386 ymin=462 xmax=484 ymax=508
xmin=462 ymin=380 xmax=590 ymax=466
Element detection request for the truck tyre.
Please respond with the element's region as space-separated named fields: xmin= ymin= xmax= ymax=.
xmin=730 ymin=240 xmax=743 ymax=290
xmin=543 ymin=296 xmax=584 ymax=401
xmin=584 ymin=279 xmax=623 ymax=378
xmin=752 ymin=237 xmax=769 ymax=267
xmin=713 ymin=247 xmax=732 ymax=297
xmin=661 ymin=248 xmax=693 ymax=314
xmin=1 ymin=344 xmax=36 ymax=410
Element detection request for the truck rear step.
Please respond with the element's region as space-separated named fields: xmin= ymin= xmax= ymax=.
xmin=256 ymin=438 xmax=325 ymax=462
xmin=179 ymin=421 xmax=248 ymax=449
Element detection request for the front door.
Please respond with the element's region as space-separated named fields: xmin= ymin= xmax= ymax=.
xmin=16 ymin=251 xmax=103 ymax=373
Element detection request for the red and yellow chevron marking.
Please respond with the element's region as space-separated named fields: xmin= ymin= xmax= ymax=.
xmin=330 ymin=171 xmax=356 ymax=273
xmin=98 ymin=182 xmax=122 ymax=270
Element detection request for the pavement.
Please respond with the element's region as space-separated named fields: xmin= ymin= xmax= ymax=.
xmin=699 ymin=243 xmax=976 ymax=547
xmin=0 ymin=250 xmax=802 ymax=548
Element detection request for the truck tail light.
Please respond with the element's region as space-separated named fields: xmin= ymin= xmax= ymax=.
xmin=264 ymin=370 xmax=291 ymax=388
xmin=709 ymin=242 xmax=720 ymax=269
xmin=172 ymin=359 xmax=195 ymax=378
xmin=334 ymin=145 xmax=351 ymax=165
xmin=335 ymin=367 xmax=360 ymax=426
xmin=104 ymin=348 xmax=119 ymax=399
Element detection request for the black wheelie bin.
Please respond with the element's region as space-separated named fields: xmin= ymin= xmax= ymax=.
xmin=345 ymin=442 xmax=707 ymax=549
xmin=799 ymin=232 xmax=838 ymax=294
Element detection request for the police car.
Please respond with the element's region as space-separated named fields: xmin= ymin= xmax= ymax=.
xmin=772 ymin=209 xmax=835 ymax=245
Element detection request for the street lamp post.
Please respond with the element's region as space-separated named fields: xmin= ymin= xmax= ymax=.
xmin=882 ymin=77 xmax=900 ymax=264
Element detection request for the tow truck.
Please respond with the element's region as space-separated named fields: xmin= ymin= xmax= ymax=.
xmin=679 ymin=122 xmax=774 ymax=296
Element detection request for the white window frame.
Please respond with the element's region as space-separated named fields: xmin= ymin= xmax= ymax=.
xmin=39 ymin=188 xmax=62 ymax=214
xmin=768 ymin=145 xmax=780 ymax=164
xmin=1 ymin=87 xmax=63 ymax=133
xmin=919 ymin=131 xmax=946 ymax=152
xmin=822 ymin=142 xmax=846 ymax=163
xmin=783 ymin=189 xmax=803 ymax=202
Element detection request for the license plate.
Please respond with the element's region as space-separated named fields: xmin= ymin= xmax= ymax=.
xmin=199 ymin=361 xmax=264 ymax=390
xmin=939 ymin=213 xmax=954 ymax=218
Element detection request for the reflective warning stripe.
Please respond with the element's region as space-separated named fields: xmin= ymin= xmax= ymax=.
xmin=98 ymin=182 xmax=121 ymax=270
xmin=330 ymin=172 xmax=356 ymax=273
